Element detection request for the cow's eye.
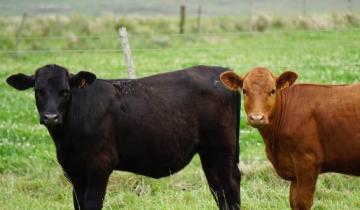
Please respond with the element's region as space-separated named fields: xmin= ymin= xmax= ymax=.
xmin=60 ymin=90 xmax=70 ymax=97
xmin=242 ymin=89 xmax=247 ymax=96
xmin=269 ymin=88 xmax=276 ymax=96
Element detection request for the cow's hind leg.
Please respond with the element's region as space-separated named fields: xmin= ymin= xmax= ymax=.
xmin=199 ymin=149 xmax=240 ymax=210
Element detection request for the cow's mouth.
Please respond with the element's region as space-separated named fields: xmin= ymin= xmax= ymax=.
xmin=249 ymin=123 xmax=265 ymax=129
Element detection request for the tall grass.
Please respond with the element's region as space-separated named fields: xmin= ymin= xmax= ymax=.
xmin=0 ymin=13 xmax=360 ymax=51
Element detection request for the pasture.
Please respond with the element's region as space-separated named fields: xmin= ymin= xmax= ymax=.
xmin=1 ymin=15 xmax=360 ymax=209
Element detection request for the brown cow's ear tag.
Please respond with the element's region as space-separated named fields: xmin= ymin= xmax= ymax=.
xmin=279 ymin=81 xmax=290 ymax=90
xmin=79 ymin=78 xmax=86 ymax=89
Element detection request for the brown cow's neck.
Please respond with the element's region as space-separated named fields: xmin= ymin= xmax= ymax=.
xmin=257 ymin=89 xmax=286 ymax=169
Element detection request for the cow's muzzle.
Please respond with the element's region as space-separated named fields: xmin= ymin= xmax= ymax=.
xmin=41 ymin=112 xmax=61 ymax=126
xmin=248 ymin=113 xmax=269 ymax=128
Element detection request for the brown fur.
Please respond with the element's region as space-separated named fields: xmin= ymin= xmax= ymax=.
xmin=221 ymin=67 xmax=360 ymax=210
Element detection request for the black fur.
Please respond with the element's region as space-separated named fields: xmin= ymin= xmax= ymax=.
xmin=7 ymin=64 xmax=241 ymax=210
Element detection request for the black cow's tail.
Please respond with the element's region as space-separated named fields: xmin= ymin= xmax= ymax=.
xmin=235 ymin=91 xmax=240 ymax=164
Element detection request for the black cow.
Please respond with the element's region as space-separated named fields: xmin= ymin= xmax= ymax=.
xmin=6 ymin=64 xmax=240 ymax=210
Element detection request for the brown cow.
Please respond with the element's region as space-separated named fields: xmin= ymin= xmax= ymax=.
xmin=220 ymin=67 xmax=360 ymax=210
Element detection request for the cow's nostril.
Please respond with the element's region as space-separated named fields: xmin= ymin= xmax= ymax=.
xmin=249 ymin=114 xmax=265 ymax=122
xmin=44 ymin=113 xmax=59 ymax=122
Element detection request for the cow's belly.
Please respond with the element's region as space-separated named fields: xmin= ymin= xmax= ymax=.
xmin=117 ymin=153 xmax=196 ymax=178
xmin=316 ymin=98 xmax=360 ymax=175
xmin=320 ymin=131 xmax=360 ymax=175
xmin=116 ymin=139 xmax=198 ymax=178
xmin=322 ymin=156 xmax=360 ymax=176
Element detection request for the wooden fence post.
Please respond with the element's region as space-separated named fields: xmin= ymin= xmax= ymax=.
xmin=196 ymin=5 xmax=202 ymax=33
xmin=302 ymin=0 xmax=307 ymax=16
xmin=119 ymin=27 xmax=136 ymax=79
xmin=249 ymin=0 xmax=254 ymax=31
xmin=249 ymin=0 xmax=253 ymax=18
xmin=14 ymin=13 xmax=27 ymax=56
xmin=348 ymin=0 xmax=352 ymax=13
xmin=179 ymin=5 xmax=186 ymax=34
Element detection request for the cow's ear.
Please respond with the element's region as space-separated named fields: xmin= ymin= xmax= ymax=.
xmin=276 ymin=71 xmax=298 ymax=90
xmin=6 ymin=73 xmax=35 ymax=90
xmin=220 ymin=71 xmax=243 ymax=91
xmin=70 ymin=71 xmax=96 ymax=88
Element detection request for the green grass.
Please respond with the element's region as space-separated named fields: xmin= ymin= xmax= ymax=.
xmin=1 ymin=16 xmax=360 ymax=210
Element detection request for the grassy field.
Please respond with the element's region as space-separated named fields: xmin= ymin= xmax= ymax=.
xmin=1 ymin=16 xmax=360 ymax=210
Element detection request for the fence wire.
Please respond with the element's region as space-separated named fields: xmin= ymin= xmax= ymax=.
xmin=0 ymin=29 xmax=359 ymax=74
xmin=1 ymin=45 xmax=359 ymax=54
xmin=0 ymin=28 xmax=359 ymax=56
xmin=0 ymin=28 xmax=359 ymax=40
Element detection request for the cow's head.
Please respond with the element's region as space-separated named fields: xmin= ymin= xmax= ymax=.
xmin=220 ymin=67 xmax=297 ymax=128
xmin=6 ymin=64 xmax=96 ymax=127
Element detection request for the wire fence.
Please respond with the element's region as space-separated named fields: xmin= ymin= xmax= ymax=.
xmin=2 ymin=46 xmax=359 ymax=54
xmin=1 ymin=28 xmax=359 ymax=76
xmin=0 ymin=30 xmax=359 ymax=54
xmin=1 ymin=28 xmax=359 ymax=41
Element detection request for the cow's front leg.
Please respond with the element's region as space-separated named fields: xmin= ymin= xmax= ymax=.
xmin=83 ymin=169 xmax=112 ymax=210
xmin=71 ymin=175 xmax=87 ymax=210
xmin=63 ymin=170 xmax=87 ymax=210
xmin=290 ymin=153 xmax=320 ymax=210
xmin=289 ymin=180 xmax=297 ymax=210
